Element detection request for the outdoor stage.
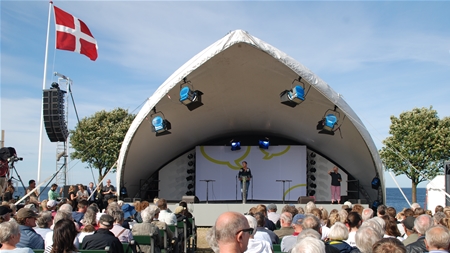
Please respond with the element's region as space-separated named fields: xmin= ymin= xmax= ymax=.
xmin=167 ymin=201 xmax=369 ymax=226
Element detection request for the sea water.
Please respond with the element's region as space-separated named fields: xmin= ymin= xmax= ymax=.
xmin=385 ymin=187 xmax=427 ymax=212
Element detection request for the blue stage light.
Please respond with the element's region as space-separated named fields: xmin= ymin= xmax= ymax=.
xmin=259 ymin=138 xmax=270 ymax=149
xmin=179 ymin=79 xmax=203 ymax=111
xmin=323 ymin=114 xmax=338 ymax=131
xmin=151 ymin=115 xmax=171 ymax=136
xmin=231 ymin=140 xmax=241 ymax=151
xmin=280 ymin=77 xmax=307 ymax=108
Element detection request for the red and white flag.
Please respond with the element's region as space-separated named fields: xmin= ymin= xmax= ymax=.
xmin=53 ymin=5 xmax=98 ymax=61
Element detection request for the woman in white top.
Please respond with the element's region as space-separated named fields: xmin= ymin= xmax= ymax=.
xmin=0 ymin=220 xmax=34 ymax=253
xmin=76 ymin=184 xmax=89 ymax=202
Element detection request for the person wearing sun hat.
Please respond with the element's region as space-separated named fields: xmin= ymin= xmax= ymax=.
xmin=15 ymin=207 xmax=44 ymax=249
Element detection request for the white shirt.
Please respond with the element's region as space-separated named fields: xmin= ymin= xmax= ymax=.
xmin=245 ymin=238 xmax=272 ymax=253
xmin=267 ymin=212 xmax=280 ymax=224
xmin=158 ymin=209 xmax=177 ymax=225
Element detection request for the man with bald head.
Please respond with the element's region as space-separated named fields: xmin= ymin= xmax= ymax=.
xmin=213 ymin=211 xmax=252 ymax=253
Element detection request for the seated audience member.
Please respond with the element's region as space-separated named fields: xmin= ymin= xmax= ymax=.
xmin=280 ymin=214 xmax=304 ymax=252
xmin=351 ymin=225 xmax=383 ymax=253
xmin=156 ymin=199 xmax=176 ymax=225
xmin=174 ymin=206 xmax=193 ymax=237
xmin=410 ymin=203 xmax=420 ymax=212
xmin=0 ymin=220 xmax=34 ymax=253
xmin=305 ymin=201 xmax=316 ymax=214
xmin=16 ymin=208 xmax=44 ymax=249
xmin=401 ymin=216 xmax=417 ymax=246
xmin=432 ymin=212 xmax=445 ymax=225
xmin=439 ymin=217 xmax=450 ymax=230
xmin=0 ymin=205 xmax=13 ymax=223
xmin=44 ymin=211 xmax=78 ymax=249
xmin=381 ymin=215 xmax=402 ymax=241
xmin=352 ymin=204 xmax=364 ymax=216
xmin=44 ymin=219 xmax=78 ymax=253
xmin=405 ymin=214 xmax=433 ymax=253
xmin=81 ymin=206 xmax=99 ymax=230
xmin=274 ymin=212 xmax=294 ymax=239
xmin=82 ymin=214 xmax=124 ymax=253
xmin=362 ymin=208 xmax=374 ymax=222
xmin=244 ymin=215 xmax=271 ymax=253
xmin=254 ymin=212 xmax=279 ymax=245
xmin=345 ymin=212 xmax=362 ymax=247
xmin=326 ymin=222 xmax=352 ymax=253
xmin=178 ymin=201 xmax=193 ymax=218
xmin=152 ymin=208 xmax=174 ymax=242
xmin=78 ymin=224 xmax=95 ymax=244
xmin=424 ymin=225 xmax=450 ymax=253
xmin=414 ymin=208 xmax=426 ymax=217
xmin=208 ymin=211 xmax=251 ymax=253
xmin=46 ymin=200 xmax=58 ymax=218
xmin=72 ymin=200 xmax=89 ymax=227
xmin=110 ymin=209 xmax=133 ymax=243
xmin=292 ymin=237 xmax=325 ymax=253
xmin=435 ymin=205 xmax=444 ymax=214
xmin=255 ymin=205 xmax=276 ymax=231
xmin=372 ymin=238 xmax=406 ymax=253
xmin=132 ymin=205 xmax=161 ymax=253
xmin=267 ymin=203 xmax=280 ymax=225
xmin=34 ymin=211 xmax=53 ymax=240
xmin=301 ymin=215 xmax=339 ymax=253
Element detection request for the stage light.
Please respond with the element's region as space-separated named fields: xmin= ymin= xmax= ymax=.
xmin=188 ymin=161 xmax=194 ymax=167
xmin=372 ymin=177 xmax=381 ymax=190
xmin=310 ymin=175 xmax=316 ymax=181
xmin=309 ymin=183 xmax=317 ymax=188
xmin=259 ymin=138 xmax=270 ymax=149
xmin=310 ymin=152 xmax=316 ymax=158
xmin=308 ymin=190 xmax=316 ymax=196
xmin=186 ymin=176 xmax=194 ymax=181
xmin=187 ymin=154 xmax=194 ymax=159
xmin=310 ymin=160 xmax=316 ymax=165
xmin=230 ymin=140 xmax=241 ymax=151
xmin=187 ymin=184 xmax=194 ymax=189
xmin=280 ymin=76 xmax=306 ymax=108
xmin=187 ymin=169 xmax=195 ymax=174
xmin=310 ymin=168 xmax=316 ymax=173
xmin=179 ymin=78 xmax=203 ymax=111
xmin=150 ymin=107 xmax=171 ymax=136
xmin=186 ymin=191 xmax=194 ymax=195
xmin=317 ymin=105 xmax=340 ymax=135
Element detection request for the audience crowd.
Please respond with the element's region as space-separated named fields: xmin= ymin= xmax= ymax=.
xmin=0 ymin=181 xmax=194 ymax=253
xmin=208 ymin=201 xmax=450 ymax=253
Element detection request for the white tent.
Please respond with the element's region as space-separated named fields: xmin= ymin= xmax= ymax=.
xmin=116 ymin=30 xmax=384 ymax=204
xmin=426 ymin=175 xmax=446 ymax=213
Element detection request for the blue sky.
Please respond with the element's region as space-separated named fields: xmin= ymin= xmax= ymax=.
xmin=1 ymin=1 xmax=450 ymax=192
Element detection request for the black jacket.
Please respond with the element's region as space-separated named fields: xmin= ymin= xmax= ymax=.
xmin=405 ymin=236 xmax=427 ymax=253
xmin=82 ymin=228 xmax=124 ymax=253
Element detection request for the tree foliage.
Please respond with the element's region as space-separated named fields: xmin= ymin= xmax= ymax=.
xmin=379 ymin=107 xmax=450 ymax=202
xmin=70 ymin=108 xmax=135 ymax=183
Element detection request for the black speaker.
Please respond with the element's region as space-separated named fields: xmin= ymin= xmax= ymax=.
xmin=182 ymin=195 xmax=199 ymax=203
xmin=43 ymin=88 xmax=68 ymax=142
xmin=298 ymin=196 xmax=315 ymax=204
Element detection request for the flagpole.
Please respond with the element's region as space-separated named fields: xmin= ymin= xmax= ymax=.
xmin=38 ymin=1 xmax=53 ymax=182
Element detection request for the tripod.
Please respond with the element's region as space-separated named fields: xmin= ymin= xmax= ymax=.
xmin=9 ymin=161 xmax=27 ymax=195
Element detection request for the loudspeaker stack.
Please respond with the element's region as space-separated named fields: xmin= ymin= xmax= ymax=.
xmin=43 ymin=86 xmax=68 ymax=142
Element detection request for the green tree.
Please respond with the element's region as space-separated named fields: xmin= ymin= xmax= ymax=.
xmin=70 ymin=108 xmax=135 ymax=183
xmin=380 ymin=107 xmax=450 ymax=203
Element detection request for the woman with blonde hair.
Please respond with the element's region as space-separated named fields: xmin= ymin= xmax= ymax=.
xmin=68 ymin=185 xmax=78 ymax=210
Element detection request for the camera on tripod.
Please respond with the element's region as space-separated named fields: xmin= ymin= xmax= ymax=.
xmin=8 ymin=156 xmax=23 ymax=162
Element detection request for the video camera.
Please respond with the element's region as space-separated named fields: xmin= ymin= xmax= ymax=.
xmin=0 ymin=147 xmax=22 ymax=163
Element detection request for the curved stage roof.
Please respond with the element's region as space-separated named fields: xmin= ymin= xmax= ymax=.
xmin=117 ymin=30 xmax=384 ymax=204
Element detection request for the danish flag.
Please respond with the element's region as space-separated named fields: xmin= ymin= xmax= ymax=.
xmin=53 ymin=5 xmax=98 ymax=61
